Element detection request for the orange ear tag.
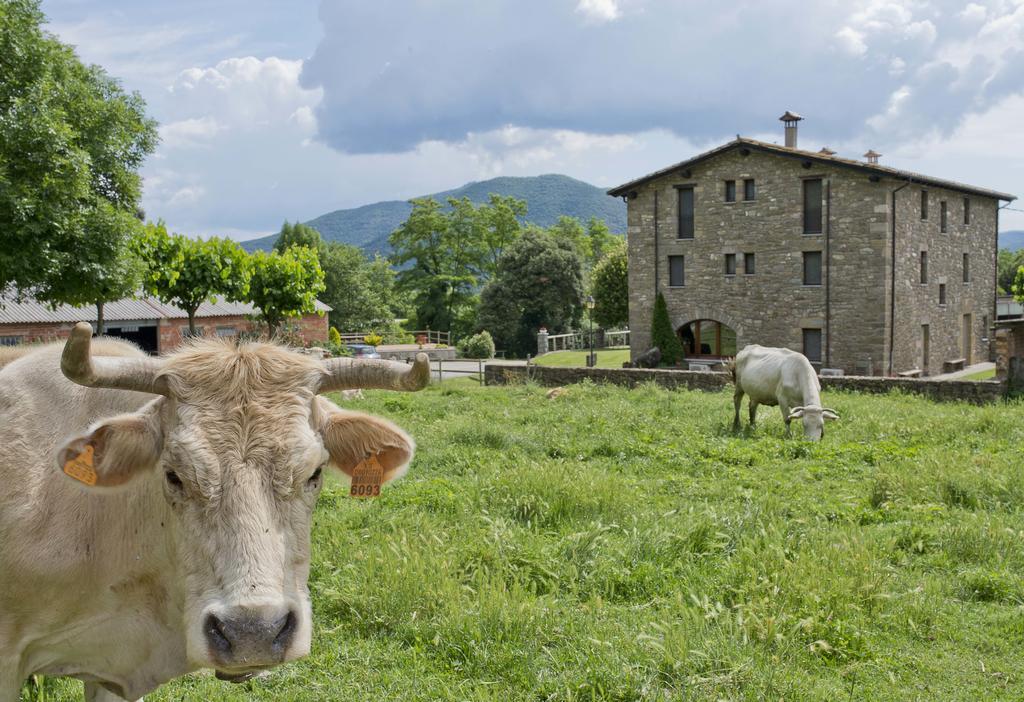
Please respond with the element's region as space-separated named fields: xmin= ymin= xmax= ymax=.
xmin=63 ymin=444 xmax=98 ymax=486
xmin=349 ymin=454 xmax=383 ymax=498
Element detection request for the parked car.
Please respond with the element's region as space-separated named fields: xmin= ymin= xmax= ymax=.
xmin=347 ymin=343 xmax=381 ymax=359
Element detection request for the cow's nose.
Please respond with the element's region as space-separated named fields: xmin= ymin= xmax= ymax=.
xmin=204 ymin=605 xmax=297 ymax=665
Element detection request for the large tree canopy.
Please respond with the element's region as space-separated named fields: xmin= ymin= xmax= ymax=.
xmin=0 ymin=0 xmax=157 ymax=296
xmin=247 ymin=246 xmax=325 ymax=336
xmin=138 ymin=222 xmax=251 ymax=334
xmin=478 ymin=230 xmax=584 ymax=357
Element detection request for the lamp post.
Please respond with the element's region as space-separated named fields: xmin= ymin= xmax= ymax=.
xmin=586 ymin=295 xmax=596 ymax=367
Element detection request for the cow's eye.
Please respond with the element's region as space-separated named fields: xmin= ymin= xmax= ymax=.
xmin=307 ymin=467 xmax=323 ymax=487
xmin=165 ymin=471 xmax=183 ymax=489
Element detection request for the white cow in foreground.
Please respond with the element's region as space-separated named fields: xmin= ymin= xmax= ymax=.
xmin=0 ymin=324 xmax=429 ymax=701
xmin=729 ymin=344 xmax=839 ymax=440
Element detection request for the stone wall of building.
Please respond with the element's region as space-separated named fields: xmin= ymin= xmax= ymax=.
xmin=994 ymin=319 xmax=1024 ymax=392
xmin=484 ymin=364 xmax=1007 ymax=404
xmin=626 ymin=147 xmax=889 ymax=374
xmin=889 ymin=185 xmax=999 ymax=375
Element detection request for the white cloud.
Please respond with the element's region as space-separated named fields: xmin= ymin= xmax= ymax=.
xmin=836 ymin=26 xmax=868 ymax=55
xmin=959 ymin=3 xmax=988 ymax=23
xmin=576 ymin=0 xmax=621 ymax=23
xmin=167 ymin=186 xmax=206 ymax=207
xmin=159 ymin=116 xmax=222 ymax=149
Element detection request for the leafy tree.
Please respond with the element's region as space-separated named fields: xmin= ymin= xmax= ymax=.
xmin=477 ymin=194 xmax=526 ymax=280
xmin=478 ymin=230 xmax=584 ymax=357
xmin=0 ymin=0 xmax=157 ymax=295
xmin=274 ymin=220 xmax=328 ymax=261
xmin=138 ymin=222 xmax=251 ymax=335
xmin=321 ymin=243 xmax=398 ymax=332
xmin=997 ymin=248 xmax=1024 ymax=294
xmin=36 ymin=205 xmax=144 ymax=334
xmin=247 ymin=246 xmax=325 ymax=336
xmin=590 ymin=240 xmax=628 ymax=329
xmin=651 ymin=292 xmax=684 ymax=365
xmin=389 ymin=198 xmax=478 ymax=332
xmin=1014 ymin=265 xmax=1024 ymax=305
xmin=586 ymin=217 xmax=618 ymax=265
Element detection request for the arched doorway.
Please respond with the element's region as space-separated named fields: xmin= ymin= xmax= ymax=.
xmin=678 ymin=319 xmax=737 ymax=359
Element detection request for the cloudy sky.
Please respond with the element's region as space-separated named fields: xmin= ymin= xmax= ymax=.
xmin=43 ymin=0 xmax=1024 ymax=240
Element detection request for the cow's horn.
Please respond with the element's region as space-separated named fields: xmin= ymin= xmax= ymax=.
xmin=61 ymin=322 xmax=170 ymax=396
xmin=319 ymin=352 xmax=430 ymax=393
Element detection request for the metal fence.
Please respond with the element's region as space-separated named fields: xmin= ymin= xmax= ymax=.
xmin=429 ymin=359 xmax=486 ymax=383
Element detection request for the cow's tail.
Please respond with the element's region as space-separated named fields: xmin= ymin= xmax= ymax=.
xmin=724 ymin=357 xmax=737 ymax=384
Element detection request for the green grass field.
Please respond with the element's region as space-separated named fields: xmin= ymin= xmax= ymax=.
xmin=535 ymin=348 xmax=631 ymax=368
xmin=22 ymin=381 xmax=1024 ymax=701
xmin=961 ymin=367 xmax=997 ymax=381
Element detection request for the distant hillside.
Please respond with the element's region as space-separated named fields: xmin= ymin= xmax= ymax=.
xmin=241 ymin=174 xmax=625 ymax=254
xmin=1000 ymin=230 xmax=1024 ymax=251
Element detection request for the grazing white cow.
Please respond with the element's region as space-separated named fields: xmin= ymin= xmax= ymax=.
xmin=0 ymin=325 xmax=429 ymax=701
xmin=729 ymin=344 xmax=839 ymax=440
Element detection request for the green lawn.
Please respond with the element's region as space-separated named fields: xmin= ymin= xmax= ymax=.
xmin=961 ymin=367 xmax=997 ymax=381
xmin=535 ymin=348 xmax=631 ymax=368
xmin=23 ymin=382 xmax=1024 ymax=701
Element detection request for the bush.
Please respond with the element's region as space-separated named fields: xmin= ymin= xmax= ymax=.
xmin=363 ymin=333 xmax=384 ymax=346
xmin=458 ymin=331 xmax=496 ymax=359
xmin=328 ymin=327 xmax=342 ymax=347
xmin=651 ymin=292 xmax=684 ymax=365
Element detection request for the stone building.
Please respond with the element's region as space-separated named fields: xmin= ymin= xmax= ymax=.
xmin=608 ymin=113 xmax=1016 ymax=375
xmin=0 ymin=295 xmax=330 ymax=354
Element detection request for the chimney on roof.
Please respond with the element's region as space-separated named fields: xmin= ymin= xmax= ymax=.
xmin=779 ymin=111 xmax=803 ymax=148
xmin=819 ymin=146 xmax=836 ymax=156
xmin=864 ymin=149 xmax=881 ymax=164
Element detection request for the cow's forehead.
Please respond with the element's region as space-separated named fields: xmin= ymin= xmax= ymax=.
xmin=160 ymin=337 xmax=324 ymax=404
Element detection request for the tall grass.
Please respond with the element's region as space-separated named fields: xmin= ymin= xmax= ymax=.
xmin=22 ymin=381 xmax=1024 ymax=700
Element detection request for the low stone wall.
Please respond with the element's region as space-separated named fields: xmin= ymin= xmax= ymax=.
xmin=484 ymin=364 xmax=1007 ymax=404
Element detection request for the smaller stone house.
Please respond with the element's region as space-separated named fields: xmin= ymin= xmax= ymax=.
xmin=0 ymin=295 xmax=330 ymax=354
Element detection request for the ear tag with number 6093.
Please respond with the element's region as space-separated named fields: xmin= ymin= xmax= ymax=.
xmin=63 ymin=444 xmax=98 ymax=486
xmin=350 ymin=453 xmax=383 ymax=498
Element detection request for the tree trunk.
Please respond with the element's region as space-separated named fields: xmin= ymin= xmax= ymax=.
xmin=187 ymin=309 xmax=197 ymax=336
xmin=96 ymin=302 xmax=105 ymax=335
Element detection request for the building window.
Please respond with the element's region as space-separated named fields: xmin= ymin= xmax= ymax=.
xmin=744 ymin=252 xmax=755 ymax=275
xmin=939 ymin=283 xmax=946 ymax=305
xmin=803 ymin=251 xmax=822 ymax=286
xmin=724 ymin=253 xmax=736 ymax=275
xmin=940 ymin=201 xmax=948 ymax=233
xmin=668 ymin=255 xmax=685 ymax=287
xmin=724 ymin=180 xmax=736 ymax=203
xmin=744 ymin=179 xmax=756 ymax=201
xmin=963 ymin=253 xmax=970 ymax=283
xmin=803 ymin=179 xmax=823 ymax=234
xmin=678 ymin=188 xmax=694 ymax=239
xmin=921 ymin=324 xmax=930 ymax=375
xmin=920 ymin=190 xmax=928 ymax=220
xmin=216 ymin=326 xmax=237 ymax=337
xmin=802 ymin=328 xmax=822 ymax=364
xmin=920 ymin=251 xmax=928 ymax=284
xmin=0 ymin=335 xmax=24 ymax=346
xmin=963 ymin=197 xmax=970 ymax=225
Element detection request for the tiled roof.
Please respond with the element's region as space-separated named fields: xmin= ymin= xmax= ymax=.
xmin=607 ymin=137 xmax=1017 ymax=202
xmin=0 ymin=294 xmax=330 ymax=325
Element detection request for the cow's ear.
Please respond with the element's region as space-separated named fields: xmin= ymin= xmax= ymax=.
xmin=318 ymin=404 xmax=415 ymax=482
xmin=56 ymin=399 xmax=164 ymax=490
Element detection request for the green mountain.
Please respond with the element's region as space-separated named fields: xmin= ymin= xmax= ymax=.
xmin=1001 ymin=230 xmax=1024 ymax=251
xmin=240 ymin=174 xmax=625 ymax=254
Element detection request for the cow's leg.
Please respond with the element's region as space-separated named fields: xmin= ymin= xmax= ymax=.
xmin=780 ymin=402 xmax=792 ymax=436
xmin=732 ymin=388 xmax=744 ymax=431
xmin=748 ymin=401 xmax=758 ymax=427
xmin=85 ymin=681 xmax=142 ymax=702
